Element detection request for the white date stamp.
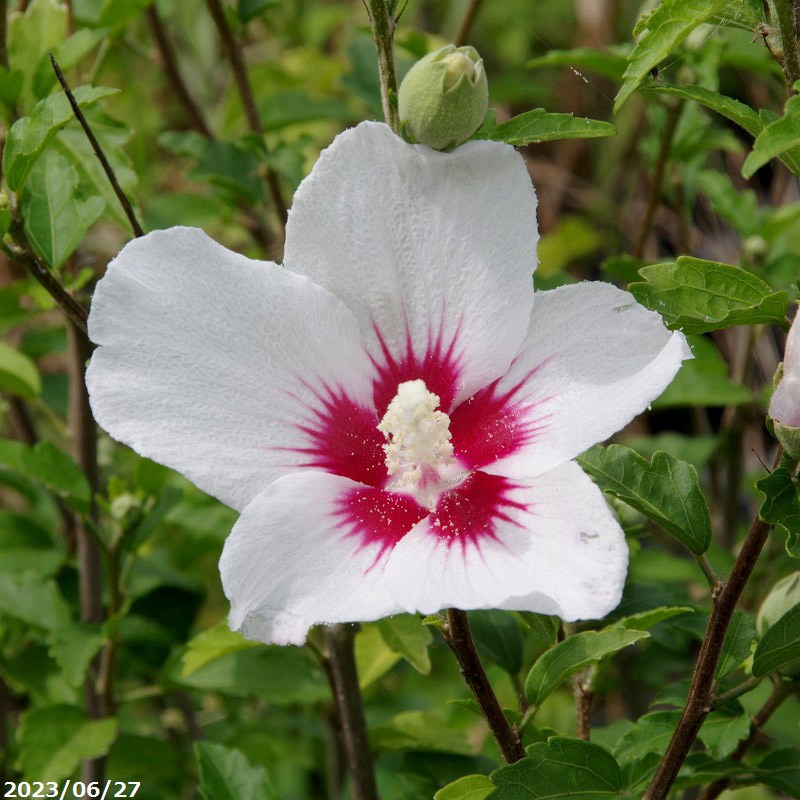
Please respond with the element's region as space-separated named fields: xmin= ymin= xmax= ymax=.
xmin=3 ymin=781 xmax=140 ymax=799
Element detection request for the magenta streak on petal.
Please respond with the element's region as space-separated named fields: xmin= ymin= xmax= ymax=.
xmin=371 ymin=322 xmax=463 ymax=417
xmin=430 ymin=471 xmax=528 ymax=551
xmin=282 ymin=381 xmax=388 ymax=487
xmin=449 ymin=361 xmax=553 ymax=469
xmin=335 ymin=485 xmax=428 ymax=559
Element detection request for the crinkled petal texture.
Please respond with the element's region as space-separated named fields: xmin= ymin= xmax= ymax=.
xmin=284 ymin=121 xmax=539 ymax=408
xmin=86 ymin=227 xmax=375 ymax=511
xmin=770 ymin=315 xmax=800 ymax=426
xmin=220 ymin=463 xmax=626 ymax=644
xmin=449 ymin=282 xmax=692 ymax=478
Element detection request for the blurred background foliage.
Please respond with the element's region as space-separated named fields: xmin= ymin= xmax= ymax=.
xmin=1 ymin=0 xmax=800 ymax=798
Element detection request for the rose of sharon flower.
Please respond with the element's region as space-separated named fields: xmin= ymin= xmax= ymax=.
xmin=87 ymin=121 xmax=690 ymax=645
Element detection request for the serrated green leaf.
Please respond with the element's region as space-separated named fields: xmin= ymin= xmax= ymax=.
xmin=181 ymin=619 xmax=261 ymax=676
xmin=468 ymin=610 xmax=524 ymax=675
xmin=615 ymin=605 xmax=693 ymax=631
xmin=642 ymin=83 xmax=800 ymax=174
xmin=578 ymin=445 xmax=711 ymax=555
xmin=356 ymin=623 xmax=401 ymax=688
xmin=698 ymin=703 xmax=750 ymax=759
xmin=475 ymin=109 xmax=616 ymax=146
xmin=488 ymin=737 xmax=624 ymax=799
xmin=48 ymin=624 xmax=105 ymax=687
xmin=629 ymin=257 xmax=788 ymax=334
xmin=757 ymin=468 xmax=800 ymax=558
xmin=195 ymin=742 xmax=275 ymax=800
xmin=0 ymin=438 xmax=91 ymax=510
xmin=614 ymin=710 xmax=679 ymax=764
xmin=3 ymin=84 xmax=118 ymax=190
xmin=758 ymin=748 xmax=800 ymax=798
xmin=21 ymin=149 xmax=105 ymax=269
xmin=435 ymin=774 xmax=494 ymax=800
xmin=525 ymin=626 xmax=649 ymax=707
xmin=0 ymin=573 xmax=70 ymax=630
xmin=17 ymin=705 xmax=118 ymax=781
xmin=376 ymin=614 xmax=433 ymax=674
xmin=744 ymin=88 xmax=800 ymax=178
xmin=752 ymin=601 xmax=800 ymax=676
xmin=615 ymin=0 xmax=727 ymax=111
xmin=716 ymin=611 xmax=756 ymax=679
xmin=0 ymin=340 xmax=41 ymax=399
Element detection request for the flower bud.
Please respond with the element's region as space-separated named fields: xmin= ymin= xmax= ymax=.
xmin=398 ymin=44 xmax=488 ymax=151
xmin=770 ymin=312 xmax=800 ymax=458
xmin=757 ymin=572 xmax=800 ymax=638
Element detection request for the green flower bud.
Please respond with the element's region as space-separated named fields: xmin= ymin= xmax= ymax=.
xmin=398 ymin=44 xmax=488 ymax=151
xmin=757 ymin=572 xmax=800 ymax=639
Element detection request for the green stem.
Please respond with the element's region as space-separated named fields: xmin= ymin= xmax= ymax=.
xmin=367 ymin=0 xmax=399 ymax=133
xmin=774 ymin=0 xmax=800 ymax=90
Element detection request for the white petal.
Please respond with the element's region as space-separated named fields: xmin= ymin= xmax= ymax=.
xmin=771 ymin=315 xmax=800 ymax=426
xmin=450 ymin=282 xmax=692 ymax=478
xmin=383 ymin=462 xmax=627 ymax=620
xmin=87 ymin=227 xmax=376 ymax=511
xmin=220 ymin=472 xmax=420 ymax=645
xmin=284 ymin=121 xmax=539 ymax=405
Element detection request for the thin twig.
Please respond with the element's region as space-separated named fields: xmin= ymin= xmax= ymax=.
xmin=366 ymin=0 xmax=399 ymax=133
xmin=0 ymin=0 xmax=8 ymax=71
xmin=696 ymin=554 xmax=719 ymax=589
xmin=203 ymin=0 xmax=288 ymax=229
xmin=50 ymin=53 xmax=144 ymax=237
xmin=643 ymin=449 xmax=783 ymax=800
xmin=323 ymin=624 xmax=379 ymax=800
xmin=454 ymin=0 xmax=484 ymax=46
xmin=631 ymin=102 xmax=681 ymax=260
xmin=67 ymin=321 xmax=107 ymax=784
xmin=774 ymin=0 xmax=800 ymax=90
xmin=710 ymin=676 xmax=762 ymax=709
xmin=572 ymin=665 xmax=596 ymax=741
xmin=442 ymin=609 xmax=526 ymax=763
xmin=4 ymin=237 xmax=88 ymax=332
xmin=145 ymin=5 xmax=213 ymax=138
xmin=700 ymin=680 xmax=796 ymax=800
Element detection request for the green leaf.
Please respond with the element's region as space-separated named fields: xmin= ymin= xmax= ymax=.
xmin=525 ymin=626 xmax=649 ymax=707
xmin=195 ymin=742 xmax=275 ymax=800
xmin=752 ymin=601 xmax=800 ymax=676
xmin=698 ymin=703 xmax=750 ymax=759
xmin=0 ymin=439 xmax=91 ymax=510
xmin=628 ymin=257 xmax=788 ymax=335
xmin=238 ymin=0 xmax=278 ymax=22
xmin=744 ymin=89 xmax=800 ymax=178
xmin=435 ymin=775 xmax=494 ymax=800
xmin=757 ymin=468 xmax=800 ymax=558
xmin=488 ymin=738 xmax=624 ymax=799
xmin=643 ymin=83 xmax=800 ymax=174
xmin=518 ymin=613 xmax=560 ymax=649
xmin=356 ymin=623 xmax=402 ymax=688
xmin=0 ymin=340 xmax=41 ymax=399
xmin=758 ymin=748 xmax=800 ymax=798
xmin=527 ymin=48 xmax=628 ymax=81
xmin=17 ymin=705 xmax=118 ymax=781
xmin=21 ymin=149 xmax=105 ymax=269
xmin=578 ymin=445 xmax=711 ymax=555
xmin=48 ymin=623 xmax=105 ymax=687
xmin=615 ymin=0 xmax=727 ymax=110
xmin=7 ymin=0 xmax=68 ymax=107
xmin=182 ymin=619 xmax=261 ymax=676
xmin=468 ymin=610 xmax=524 ymax=675
xmin=716 ymin=611 xmax=756 ymax=679
xmin=614 ymin=711 xmax=679 ymax=764
xmin=33 ymin=27 xmax=108 ymax=97
xmin=0 ymin=573 xmax=70 ymax=630
xmin=376 ymin=614 xmax=433 ymax=674
xmin=476 ymin=109 xmax=616 ymax=145
xmin=0 ymin=66 xmax=23 ymax=109
xmin=373 ymin=710 xmax=476 ymax=755
xmin=615 ymin=605 xmax=694 ymax=631
xmin=3 ymin=84 xmax=118 ymax=191
xmin=653 ymin=336 xmax=751 ymax=408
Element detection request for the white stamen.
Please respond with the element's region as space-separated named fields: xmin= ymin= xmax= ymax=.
xmin=378 ymin=379 xmax=455 ymax=492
